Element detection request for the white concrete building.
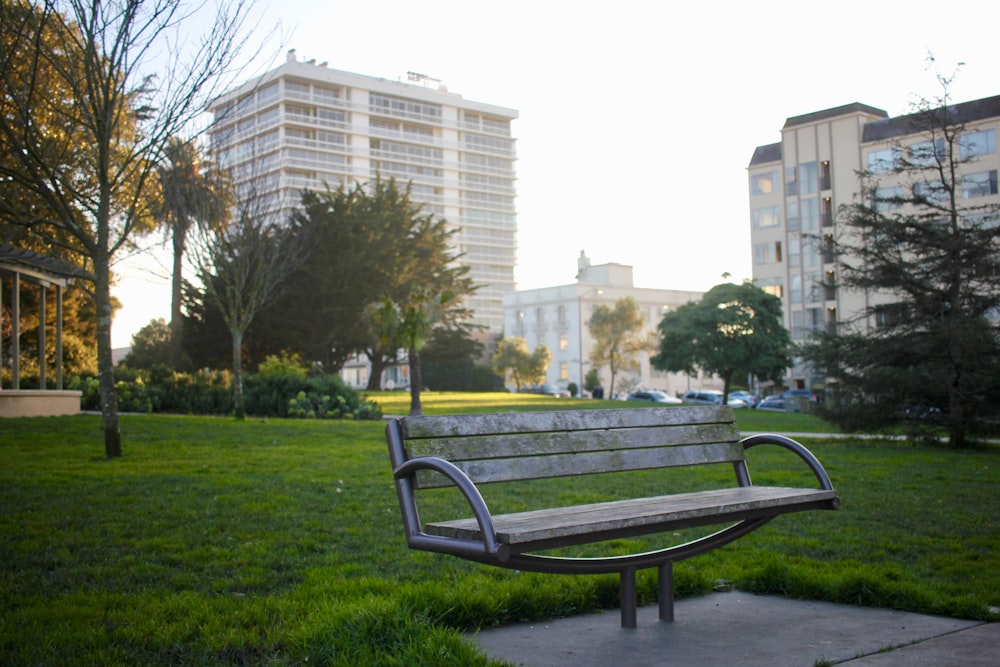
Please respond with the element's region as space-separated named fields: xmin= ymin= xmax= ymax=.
xmin=502 ymin=253 xmax=713 ymax=398
xmin=747 ymin=94 xmax=1000 ymax=391
xmin=208 ymin=50 xmax=518 ymax=332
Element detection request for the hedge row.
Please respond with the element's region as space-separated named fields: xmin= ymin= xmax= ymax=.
xmin=69 ymin=365 xmax=382 ymax=420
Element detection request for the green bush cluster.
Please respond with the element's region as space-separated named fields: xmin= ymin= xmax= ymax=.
xmin=71 ymin=364 xmax=380 ymax=419
xmin=246 ymin=374 xmax=381 ymax=420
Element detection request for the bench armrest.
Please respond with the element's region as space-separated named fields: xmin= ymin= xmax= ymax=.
xmin=740 ymin=433 xmax=836 ymax=491
xmin=393 ymin=456 xmax=510 ymax=561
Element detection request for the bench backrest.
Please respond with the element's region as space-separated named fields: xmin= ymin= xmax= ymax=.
xmin=397 ymin=406 xmax=743 ymax=489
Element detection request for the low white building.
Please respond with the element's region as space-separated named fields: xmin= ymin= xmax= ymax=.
xmin=502 ymin=252 xmax=720 ymax=398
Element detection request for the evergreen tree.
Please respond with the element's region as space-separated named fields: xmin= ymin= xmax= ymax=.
xmin=802 ymin=76 xmax=1000 ymax=445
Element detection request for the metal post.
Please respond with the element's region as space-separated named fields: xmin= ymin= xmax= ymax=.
xmin=658 ymin=561 xmax=674 ymax=622
xmin=619 ymin=567 xmax=637 ymax=628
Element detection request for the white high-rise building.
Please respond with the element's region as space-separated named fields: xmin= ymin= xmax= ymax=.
xmin=208 ymin=50 xmax=519 ymax=332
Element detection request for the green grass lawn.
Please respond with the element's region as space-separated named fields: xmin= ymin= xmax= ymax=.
xmin=2 ymin=397 xmax=998 ymax=665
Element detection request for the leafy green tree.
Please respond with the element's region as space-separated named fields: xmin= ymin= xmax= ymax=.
xmin=491 ymin=337 xmax=551 ymax=392
xmin=588 ymin=296 xmax=650 ymax=398
xmin=264 ymin=176 xmax=477 ymax=383
xmin=0 ymin=0 xmax=260 ymax=458
xmin=652 ymin=282 xmax=792 ymax=402
xmin=420 ymin=328 xmax=486 ymax=391
xmin=801 ymin=75 xmax=1000 ymax=445
xmin=150 ymin=137 xmax=231 ymax=370
xmin=367 ymin=289 xmax=468 ymax=416
xmin=123 ymin=318 xmax=171 ymax=369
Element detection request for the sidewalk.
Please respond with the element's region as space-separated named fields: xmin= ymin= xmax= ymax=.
xmin=470 ymin=591 xmax=995 ymax=666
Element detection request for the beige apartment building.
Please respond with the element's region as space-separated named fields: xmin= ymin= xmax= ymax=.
xmin=502 ymin=252 xmax=709 ymax=398
xmin=207 ymin=50 xmax=519 ymax=333
xmin=748 ymin=94 xmax=1000 ymax=392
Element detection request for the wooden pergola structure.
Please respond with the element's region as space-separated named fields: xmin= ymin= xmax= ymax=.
xmin=1 ymin=244 xmax=89 ymax=417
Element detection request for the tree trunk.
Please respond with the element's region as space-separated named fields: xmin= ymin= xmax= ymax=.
xmin=169 ymin=227 xmax=187 ymax=369
xmin=367 ymin=349 xmax=387 ymax=390
xmin=231 ymin=326 xmax=245 ymax=419
xmin=94 ymin=256 xmax=122 ymax=459
xmin=408 ymin=347 xmax=422 ymax=416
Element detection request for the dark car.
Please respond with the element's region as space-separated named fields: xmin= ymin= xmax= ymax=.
xmin=626 ymin=390 xmax=682 ymax=405
xmin=780 ymin=389 xmax=819 ymax=402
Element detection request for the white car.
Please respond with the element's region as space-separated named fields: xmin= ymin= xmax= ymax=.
xmin=681 ymin=390 xmax=747 ymax=408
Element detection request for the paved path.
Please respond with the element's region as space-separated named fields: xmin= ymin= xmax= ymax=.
xmin=470 ymin=592 xmax=995 ymax=666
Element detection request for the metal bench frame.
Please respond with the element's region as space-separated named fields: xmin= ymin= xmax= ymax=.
xmin=386 ymin=406 xmax=839 ymax=627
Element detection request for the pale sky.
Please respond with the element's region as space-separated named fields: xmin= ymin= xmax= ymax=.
xmin=111 ymin=0 xmax=1000 ymax=347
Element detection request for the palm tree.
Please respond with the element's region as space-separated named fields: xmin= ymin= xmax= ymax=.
xmin=155 ymin=137 xmax=231 ymax=368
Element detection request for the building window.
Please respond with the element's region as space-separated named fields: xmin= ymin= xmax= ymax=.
xmin=873 ymin=186 xmax=904 ymax=212
xmin=914 ymin=180 xmax=948 ymax=205
xmin=868 ymin=147 xmax=901 ymax=174
xmin=753 ymin=241 xmax=782 ymax=265
xmin=752 ymin=206 xmax=781 ymax=229
xmin=557 ymin=305 xmax=566 ymax=324
xmin=559 ymin=334 xmax=568 ymax=350
xmin=874 ymin=303 xmax=907 ymax=328
xmin=799 ymin=162 xmax=818 ymax=195
xmin=821 ymin=197 xmax=833 ymax=227
xmin=960 ymin=129 xmax=996 ymax=159
xmin=535 ymin=307 xmax=544 ymax=326
xmin=962 ymin=170 xmax=999 ymax=199
xmin=801 ymin=197 xmax=819 ymax=232
xmin=909 ymin=138 xmax=945 ymax=167
xmin=790 ymin=273 xmax=802 ymax=304
xmin=785 ymin=166 xmax=797 ymax=196
xmin=788 ymin=236 xmax=801 ymax=269
xmin=559 ymin=363 xmax=569 ymax=381
xmin=750 ymin=170 xmax=778 ymax=195
xmin=787 ymin=201 xmax=800 ymax=232
xmin=755 ymin=276 xmax=783 ymax=298
xmin=820 ymin=160 xmax=831 ymax=190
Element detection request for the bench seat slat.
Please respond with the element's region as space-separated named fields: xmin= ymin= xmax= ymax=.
xmin=425 ymin=486 xmax=840 ymax=546
xmin=415 ymin=441 xmax=745 ymax=487
xmin=407 ymin=423 xmax=740 ymax=462
xmin=400 ymin=406 xmax=734 ymax=439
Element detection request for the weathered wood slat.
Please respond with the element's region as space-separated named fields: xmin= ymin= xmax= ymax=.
xmin=400 ymin=405 xmax=734 ymax=439
xmin=425 ymin=486 xmax=840 ymax=546
xmin=415 ymin=441 xmax=745 ymax=487
xmin=407 ymin=422 xmax=740 ymax=461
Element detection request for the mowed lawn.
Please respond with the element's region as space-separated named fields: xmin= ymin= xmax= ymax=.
xmin=2 ymin=393 xmax=998 ymax=665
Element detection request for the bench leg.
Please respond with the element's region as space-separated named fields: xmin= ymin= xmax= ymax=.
xmin=619 ymin=567 xmax=637 ymax=628
xmin=658 ymin=561 xmax=674 ymax=622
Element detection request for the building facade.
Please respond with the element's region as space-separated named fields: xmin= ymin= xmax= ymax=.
xmin=208 ymin=50 xmax=519 ymax=332
xmin=748 ymin=94 xmax=1000 ymax=392
xmin=502 ymin=252 xmax=712 ymax=398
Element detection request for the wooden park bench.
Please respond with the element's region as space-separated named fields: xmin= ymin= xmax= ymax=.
xmin=385 ymin=406 xmax=839 ymax=627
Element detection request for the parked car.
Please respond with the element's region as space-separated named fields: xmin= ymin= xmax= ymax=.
xmin=681 ymin=390 xmax=747 ymax=408
xmin=626 ymin=390 xmax=682 ymax=405
xmin=522 ymin=384 xmax=570 ymax=397
xmin=728 ymin=390 xmax=760 ymax=408
xmin=755 ymin=395 xmax=786 ymax=412
xmin=780 ymin=389 xmax=819 ymax=403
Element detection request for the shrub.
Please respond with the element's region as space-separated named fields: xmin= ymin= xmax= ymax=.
xmin=258 ymin=351 xmax=309 ymax=380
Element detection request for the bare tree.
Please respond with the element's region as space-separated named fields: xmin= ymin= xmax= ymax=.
xmin=188 ymin=168 xmax=310 ymax=418
xmin=0 ymin=0 xmax=265 ymax=458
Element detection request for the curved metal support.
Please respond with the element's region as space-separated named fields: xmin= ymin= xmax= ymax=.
xmin=740 ymin=433 xmax=836 ymax=490
xmin=392 ymin=455 xmax=509 ymax=561
xmin=458 ymin=517 xmax=774 ymax=575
